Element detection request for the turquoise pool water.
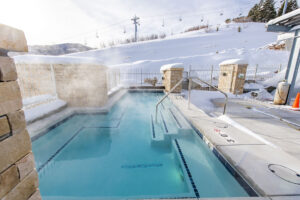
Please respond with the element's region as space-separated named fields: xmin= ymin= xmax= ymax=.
xmin=32 ymin=92 xmax=251 ymax=199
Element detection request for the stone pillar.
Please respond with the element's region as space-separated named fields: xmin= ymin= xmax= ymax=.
xmin=161 ymin=63 xmax=184 ymax=93
xmin=0 ymin=24 xmax=41 ymax=200
xmin=218 ymin=59 xmax=248 ymax=94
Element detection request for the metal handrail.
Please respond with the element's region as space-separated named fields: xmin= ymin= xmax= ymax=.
xmin=188 ymin=77 xmax=228 ymax=115
xmin=155 ymin=78 xmax=184 ymax=122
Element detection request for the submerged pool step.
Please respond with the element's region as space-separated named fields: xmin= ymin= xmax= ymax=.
xmin=160 ymin=110 xmax=178 ymax=135
xmin=150 ymin=115 xmax=165 ymax=143
xmin=168 ymin=108 xmax=193 ymax=134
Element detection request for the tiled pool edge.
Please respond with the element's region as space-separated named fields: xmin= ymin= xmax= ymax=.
xmin=174 ymin=139 xmax=200 ymax=198
xmin=168 ymin=96 xmax=260 ymax=197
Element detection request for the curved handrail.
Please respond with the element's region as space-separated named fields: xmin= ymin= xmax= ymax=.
xmin=188 ymin=77 xmax=228 ymax=115
xmin=155 ymin=78 xmax=184 ymax=122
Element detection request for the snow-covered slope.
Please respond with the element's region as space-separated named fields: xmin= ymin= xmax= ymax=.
xmin=69 ymin=23 xmax=289 ymax=72
xmin=0 ymin=0 xmax=259 ymax=45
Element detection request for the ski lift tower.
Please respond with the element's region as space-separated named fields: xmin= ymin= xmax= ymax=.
xmin=266 ymin=8 xmax=300 ymax=105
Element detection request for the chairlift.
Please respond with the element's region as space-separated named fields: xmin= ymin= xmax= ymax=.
xmin=179 ymin=16 xmax=182 ymax=22
xmin=162 ymin=19 xmax=165 ymax=27
xmin=96 ymin=31 xmax=99 ymax=38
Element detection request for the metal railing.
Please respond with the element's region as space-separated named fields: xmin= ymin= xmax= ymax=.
xmin=189 ymin=64 xmax=285 ymax=84
xmin=188 ymin=77 xmax=228 ymax=115
xmin=155 ymin=78 xmax=184 ymax=122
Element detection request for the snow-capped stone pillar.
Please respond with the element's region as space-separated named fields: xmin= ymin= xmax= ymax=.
xmin=160 ymin=63 xmax=184 ymax=93
xmin=218 ymin=59 xmax=248 ymax=94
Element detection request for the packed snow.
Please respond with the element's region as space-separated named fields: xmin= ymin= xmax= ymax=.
xmin=182 ymin=90 xmax=232 ymax=113
xmin=160 ymin=63 xmax=184 ymax=72
xmin=69 ymin=23 xmax=288 ymax=74
xmin=22 ymin=94 xmax=56 ymax=107
xmin=22 ymin=94 xmax=67 ymax=123
xmin=219 ymin=58 xmax=247 ymax=65
xmin=24 ymin=99 xmax=67 ymax=123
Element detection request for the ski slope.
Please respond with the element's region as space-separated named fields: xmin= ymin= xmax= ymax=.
xmin=0 ymin=0 xmax=259 ymax=45
xmin=69 ymin=22 xmax=289 ymax=73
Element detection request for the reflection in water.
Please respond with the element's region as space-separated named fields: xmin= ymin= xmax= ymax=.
xmin=56 ymin=128 xmax=113 ymax=161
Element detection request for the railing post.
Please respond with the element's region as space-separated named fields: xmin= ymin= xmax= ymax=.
xmin=254 ymin=64 xmax=258 ymax=82
xmin=279 ymin=64 xmax=282 ymax=72
xmin=118 ymin=68 xmax=121 ymax=85
xmin=188 ymin=78 xmax=192 ymax=109
xmin=141 ymin=68 xmax=143 ymax=86
xmin=210 ymin=65 xmax=214 ymax=91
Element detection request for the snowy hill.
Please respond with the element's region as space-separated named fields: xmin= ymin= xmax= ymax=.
xmin=0 ymin=0 xmax=260 ymax=45
xmin=29 ymin=43 xmax=95 ymax=55
xmin=69 ymin=22 xmax=289 ymax=72
xmin=71 ymin=0 xmax=258 ymax=47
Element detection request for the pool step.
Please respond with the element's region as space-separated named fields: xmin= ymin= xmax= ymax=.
xmin=168 ymin=108 xmax=193 ymax=134
xmin=160 ymin=110 xmax=178 ymax=135
xmin=150 ymin=115 xmax=165 ymax=144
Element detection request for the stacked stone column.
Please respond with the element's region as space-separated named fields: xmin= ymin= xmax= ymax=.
xmin=161 ymin=66 xmax=184 ymax=93
xmin=0 ymin=24 xmax=41 ymax=200
xmin=218 ymin=59 xmax=248 ymax=94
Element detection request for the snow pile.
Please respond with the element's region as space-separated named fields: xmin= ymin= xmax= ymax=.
xmin=23 ymin=94 xmax=56 ymax=107
xmin=263 ymin=69 xmax=286 ymax=87
xmin=23 ymin=94 xmax=67 ymax=123
xmin=108 ymin=85 xmax=123 ymax=96
xmin=241 ymin=89 xmax=274 ymax=101
xmin=182 ymin=90 xmax=230 ymax=113
xmin=244 ymin=82 xmax=265 ymax=90
xmin=24 ymin=99 xmax=67 ymax=123
xmin=219 ymin=58 xmax=247 ymax=65
xmin=160 ymin=63 xmax=184 ymax=72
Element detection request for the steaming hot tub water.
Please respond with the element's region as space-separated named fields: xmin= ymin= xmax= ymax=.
xmin=32 ymin=92 xmax=253 ymax=199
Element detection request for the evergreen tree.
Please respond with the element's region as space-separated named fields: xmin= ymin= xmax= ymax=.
xmin=248 ymin=4 xmax=259 ymax=21
xmin=278 ymin=0 xmax=299 ymax=16
xmin=260 ymin=0 xmax=277 ymax=22
xmin=248 ymin=0 xmax=269 ymax=22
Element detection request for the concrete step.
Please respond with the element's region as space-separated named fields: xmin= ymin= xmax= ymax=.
xmin=160 ymin=110 xmax=178 ymax=135
xmin=150 ymin=114 xmax=165 ymax=144
xmin=169 ymin=107 xmax=193 ymax=134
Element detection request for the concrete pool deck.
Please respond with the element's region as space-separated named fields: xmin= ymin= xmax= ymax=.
xmin=169 ymin=95 xmax=300 ymax=199
xmin=212 ymin=98 xmax=300 ymax=160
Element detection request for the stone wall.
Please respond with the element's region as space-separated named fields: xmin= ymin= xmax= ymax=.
xmin=16 ymin=63 xmax=55 ymax=98
xmin=16 ymin=60 xmax=108 ymax=107
xmin=0 ymin=24 xmax=41 ymax=199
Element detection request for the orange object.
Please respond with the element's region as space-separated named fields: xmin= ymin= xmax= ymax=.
xmin=292 ymin=93 xmax=300 ymax=110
